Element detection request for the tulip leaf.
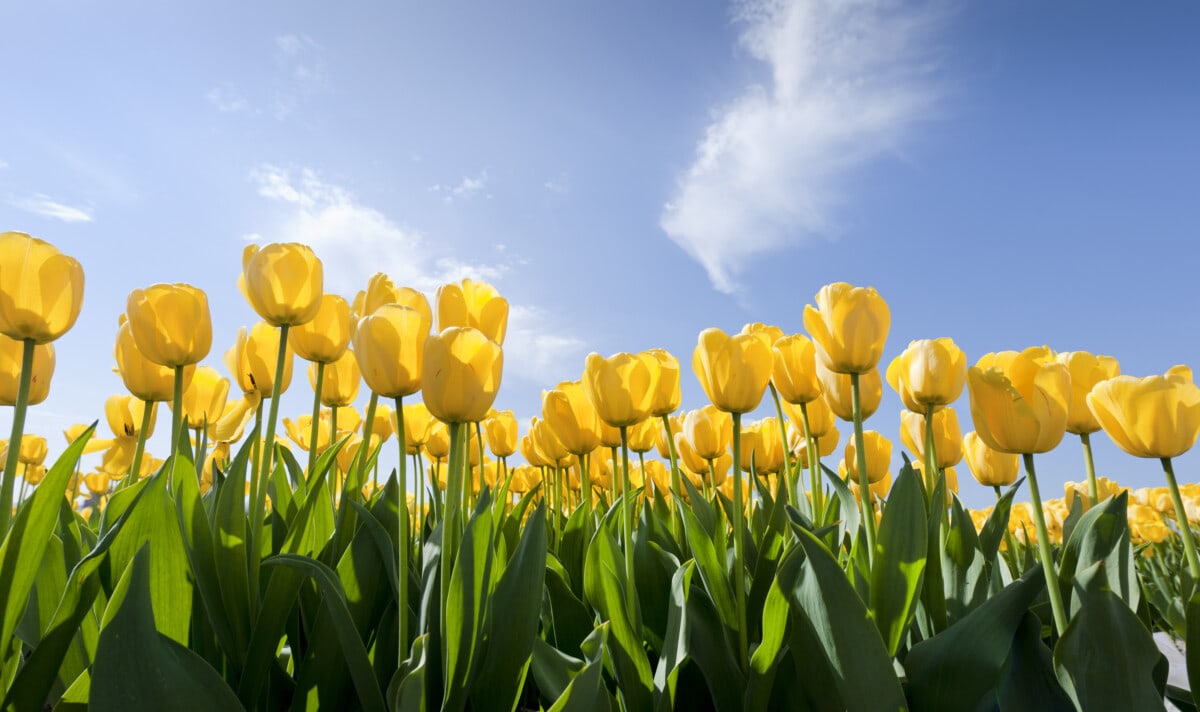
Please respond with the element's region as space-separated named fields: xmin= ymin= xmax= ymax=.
xmin=747 ymin=469 xmax=790 ymax=645
xmin=547 ymin=624 xmax=615 ymax=712
xmin=993 ymin=610 xmax=1075 ymax=711
xmin=677 ymin=472 xmax=716 ymax=538
xmin=583 ymin=524 xmax=653 ymax=712
xmin=1053 ymin=561 xmax=1166 ymax=710
xmin=530 ymin=637 xmax=585 ymax=705
xmin=558 ymin=500 xmax=590 ymax=599
xmin=784 ymin=525 xmax=906 ymax=711
xmin=442 ymin=492 xmax=496 ymax=711
xmin=979 ymin=478 xmax=1023 ymax=564
xmin=870 ymin=464 xmax=927 ymax=655
xmin=679 ymin=499 xmax=739 ymax=638
xmin=904 ymin=566 xmax=1046 ymax=710
xmin=470 ymin=505 xmax=547 ymax=712
xmin=942 ymin=494 xmax=987 ymax=622
xmin=1057 ymin=491 xmax=1138 ymax=615
xmin=212 ymin=435 xmax=254 ymax=662
xmin=545 ymin=555 xmax=594 ymax=656
xmin=1186 ymin=589 xmax=1200 ymax=709
xmin=744 ymin=548 xmax=798 ymax=712
xmin=90 ymin=546 xmax=244 ymax=712
xmin=819 ymin=462 xmax=860 ymax=546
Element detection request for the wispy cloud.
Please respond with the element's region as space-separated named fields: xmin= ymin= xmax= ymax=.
xmin=272 ymin=33 xmax=327 ymax=119
xmin=247 ymin=165 xmax=583 ymax=381
xmin=206 ymin=84 xmax=254 ymax=114
xmin=8 ymin=194 xmax=93 ymax=223
xmin=429 ymin=170 xmax=491 ymax=205
xmin=543 ymin=178 xmax=569 ymax=195
xmin=660 ymin=0 xmax=945 ymax=293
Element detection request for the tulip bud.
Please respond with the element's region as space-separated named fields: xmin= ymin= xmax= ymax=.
xmin=0 ymin=232 xmax=85 ymax=344
xmin=0 ymin=336 xmax=54 ymax=406
xmin=963 ymin=431 xmax=1019 ymax=488
xmin=1087 ymin=372 xmax=1200 ymax=459
xmin=967 ymin=347 xmax=1069 ymax=454
xmin=358 ymin=273 xmax=432 ymax=325
xmin=483 ymin=409 xmax=519 ymax=458
xmin=353 ymin=304 xmax=429 ymax=399
xmin=542 ymin=381 xmax=602 ymax=456
xmin=739 ymin=418 xmax=784 ymax=474
xmin=645 ymin=348 xmax=681 ymax=417
xmin=803 ymin=282 xmax=890 ymax=375
xmin=817 ymin=360 xmax=881 ymax=422
xmin=1055 ymin=351 xmax=1120 ymax=435
xmin=225 ymin=322 xmax=293 ymax=398
xmin=680 ymin=405 xmax=733 ymax=461
xmin=582 ymin=351 xmax=656 ymax=428
xmin=126 ymin=283 xmax=212 ymax=367
xmin=899 ymin=408 xmax=964 ymax=469
xmin=240 ymin=243 xmax=323 ymax=327
xmin=17 ymin=435 xmax=47 ymax=466
xmin=692 ymin=328 xmax=773 ymax=414
xmin=425 ymin=420 xmax=450 ymax=460
xmin=312 ymin=349 xmax=360 ymax=408
xmin=436 ymin=278 xmax=508 ymax=345
xmin=290 ymin=294 xmax=351 ymax=364
xmin=773 ymin=334 xmax=822 ymax=405
xmin=626 ymin=417 xmax=658 ymax=454
xmin=843 ymin=430 xmax=891 ymax=485
xmin=886 ymin=338 xmax=967 ymax=413
xmin=174 ymin=365 xmax=230 ymax=430
xmin=116 ymin=316 xmax=188 ymax=402
xmin=421 ymin=327 xmax=503 ymax=424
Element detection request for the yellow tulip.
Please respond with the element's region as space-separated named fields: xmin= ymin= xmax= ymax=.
xmin=583 ymin=351 xmax=655 ymax=428
xmin=842 ymin=430 xmax=891 ymax=484
xmin=356 ymin=273 xmax=432 ymax=325
xmin=289 ymin=294 xmax=351 ymax=364
xmin=210 ymin=393 xmax=260 ymax=443
xmin=645 ymin=348 xmax=681 ymax=417
xmin=225 ymin=322 xmax=293 ymax=398
xmin=483 ymin=409 xmax=519 ymax=457
xmin=966 ymin=347 xmax=1070 ymax=454
xmin=886 ymin=338 xmax=967 ymax=413
xmin=962 ymin=430 xmax=1019 ymax=487
xmin=849 ymin=468 xmax=893 ymax=502
xmin=17 ymin=435 xmax=47 ymax=466
xmin=0 ymin=336 xmax=54 ymax=405
xmin=626 ymin=417 xmax=658 ymax=454
xmin=105 ymin=395 xmax=157 ymax=438
xmin=369 ymin=404 xmax=395 ymax=443
xmin=283 ymin=414 xmax=331 ymax=453
xmin=0 ymin=231 xmax=85 ymax=344
xmin=899 ymin=408 xmax=964 ymax=468
xmin=84 ymin=472 xmax=111 ymax=496
xmin=680 ymin=405 xmax=733 ymax=461
xmin=1086 ymin=373 xmax=1200 ymax=459
xmin=782 ymin=395 xmax=835 ymax=439
xmin=126 ymin=283 xmax=212 ymax=367
xmin=63 ymin=423 xmax=112 ymax=455
xmin=116 ymin=316 xmax=186 ymax=402
xmin=542 ymin=380 xmax=602 ymax=456
xmin=174 ymin=365 xmax=230 ymax=430
xmin=519 ymin=431 xmax=550 ymax=468
xmin=240 ymin=243 xmax=323 ymax=327
xmin=436 ymin=278 xmax=509 ymax=345
xmin=1064 ymin=477 xmax=1126 ymax=510
xmin=739 ymin=418 xmax=784 ymax=475
xmin=353 ymin=304 xmax=429 ymax=398
xmin=692 ymin=327 xmax=773 ymax=414
xmin=22 ymin=464 xmax=46 ymax=486
xmin=655 ymin=414 xmax=683 ymax=459
xmin=788 ymin=422 xmax=841 ymax=465
xmin=333 ymin=404 xmax=362 ymax=435
xmin=312 ymin=349 xmax=360 ymax=407
xmin=598 ymin=420 xmax=622 ymax=449
xmin=399 ymin=401 xmax=433 ymax=455
xmin=425 ymin=420 xmax=450 ymax=460
xmin=772 ymin=334 xmax=822 ymax=405
xmin=530 ymin=416 xmax=570 ymax=467
xmin=1056 ymin=351 xmax=1120 ymax=435
xmin=817 ymin=360 xmax=881 ymax=421
xmin=421 ymin=327 xmax=503 ymax=423
xmin=802 ymin=282 xmax=890 ymax=375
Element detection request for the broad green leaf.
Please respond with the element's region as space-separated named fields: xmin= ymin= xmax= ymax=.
xmin=870 ymin=464 xmax=927 ymax=655
xmin=744 ymin=550 xmax=795 ymax=712
xmin=547 ymin=624 xmax=615 ymax=712
xmin=90 ymin=546 xmax=243 ymax=711
xmin=1188 ymin=590 xmax=1200 ymax=709
xmin=212 ymin=435 xmax=254 ymax=659
xmin=820 ymin=462 xmax=860 ymax=545
xmin=545 ymin=556 xmax=593 ymax=656
xmin=583 ymin=525 xmax=653 ymax=712
xmin=442 ymin=492 xmax=495 ymax=711
xmin=994 ymin=611 xmax=1074 ymax=711
xmin=530 ymin=637 xmax=584 ymax=705
xmin=942 ymin=494 xmax=987 ymax=623
xmin=1057 ymin=491 xmax=1138 ymax=614
xmin=679 ymin=501 xmax=738 ymax=638
xmin=979 ymin=478 xmax=1023 ymax=564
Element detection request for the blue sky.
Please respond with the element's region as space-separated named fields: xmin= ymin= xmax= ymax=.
xmin=2 ymin=0 xmax=1199 ymax=508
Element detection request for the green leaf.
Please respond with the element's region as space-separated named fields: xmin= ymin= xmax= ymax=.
xmin=979 ymin=478 xmax=1023 ymax=564
xmin=820 ymin=462 xmax=860 ymax=545
xmin=994 ymin=611 xmax=1074 ymax=711
xmin=1054 ymin=561 xmax=1166 ymax=710
xmin=942 ymin=494 xmax=987 ymax=623
xmin=744 ymin=550 xmax=795 ymax=712
xmin=90 ymin=546 xmax=244 ymax=711
xmin=904 ymin=566 xmax=1046 ymax=710
xmin=442 ymin=492 xmax=496 ymax=711
xmin=1188 ymin=590 xmax=1200 ymax=709
xmin=545 ymin=556 xmax=594 ymax=656
xmin=212 ymin=435 xmax=254 ymax=664
xmin=679 ymin=499 xmax=739 ymax=638
xmin=547 ymin=624 xmax=615 ymax=712
xmin=583 ymin=525 xmax=653 ymax=712
xmin=785 ymin=526 xmax=906 ymax=711
xmin=870 ymin=464 xmax=927 ymax=655
xmin=530 ymin=637 xmax=584 ymax=705
xmin=1057 ymin=491 xmax=1139 ymax=614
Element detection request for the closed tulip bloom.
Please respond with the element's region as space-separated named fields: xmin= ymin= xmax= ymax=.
xmin=626 ymin=417 xmax=658 ymax=454
xmin=886 ymin=338 xmax=967 ymax=413
xmin=312 ymin=350 xmax=360 ymax=407
xmin=583 ymin=351 xmax=655 ymax=427
xmin=817 ymin=360 xmax=881 ymax=421
xmin=963 ymin=430 xmax=1019 ymax=487
xmin=400 ymin=401 xmax=433 ymax=455
xmin=843 ymin=430 xmax=891 ymax=484
xmin=740 ymin=418 xmax=784 ymax=474
xmin=240 ymin=243 xmax=324 ymax=327
xmin=172 ymin=366 xmax=229 ymax=430
xmin=803 ymin=282 xmax=890 ymax=375
xmin=792 ymin=426 xmax=840 ymax=467
xmin=436 ymin=278 xmax=509 ymax=345
xmin=1056 ymin=351 xmax=1120 ymax=435
xmin=421 ymin=326 xmax=503 ymax=423
xmin=0 ymin=336 xmax=54 ymax=406
xmin=692 ymin=327 xmax=773 ymax=414
xmin=1086 ymin=373 xmax=1200 ymax=459
xmin=483 ymin=409 xmax=519 ymax=457
xmin=542 ymin=380 xmax=602 ymax=455
xmin=334 ymin=405 xmax=362 ymax=435
xmin=782 ymin=396 xmax=835 ymax=439
xmin=116 ymin=317 xmax=185 ymax=402
xmin=357 ymin=273 xmax=432 ymax=325
xmin=425 ymin=420 xmax=450 ymax=460
xmin=290 ymin=294 xmax=351 ymax=364
xmin=531 ymin=417 xmax=570 ymax=466
xmin=519 ymin=431 xmax=549 ymax=468
xmin=773 ymin=334 xmax=822 ymax=405
xmin=369 ymin=404 xmax=395 ymax=443
xmin=225 ymin=322 xmax=293 ymax=397
xmin=645 ymin=348 xmax=681 ymax=417
xmin=17 ymin=435 xmax=47 ymax=466
xmin=0 ymin=232 xmax=85 ymax=344
xmin=741 ymin=322 xmax=784 ymax=348
xmin=598 ymin=420 xmax=622 ymax=448
xmin=106 ymin=394 xmax=157 ymax=438
xmin=283 ymin=414 xmax=331 ymax=453
xmin=656 ymin=414 xmax=683 ymax=459
xmin=353 ymin=304 xmax=429 ymax=398
xmin=126 ymin=283 xmax=212 ymax=367
xmin=899 ymin=408 xmax=964 ymax=468
xmin=849 ymin=468 xmax=893 ymax=502
xmin=967 ymin=347 xmax=1070 ymax=454
xmin=681 ymin=405 xmax=733 ymax=461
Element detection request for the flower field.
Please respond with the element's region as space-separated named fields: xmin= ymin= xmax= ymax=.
xmin=2 ymin=230 xmax=1200 ymax=710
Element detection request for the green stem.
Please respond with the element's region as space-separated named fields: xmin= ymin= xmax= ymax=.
xmin=475 ymin=421 xmax=486 ymax=494
xmin=358 ymin=392 xmax=379 ymax=497
xmin=1161 ymin=457 xmax=1200 ymax=579
xmin=171 ymin=366 xmax=184 ymax=465
xmin=196 ymin=427 xmax=208 ymax=484
xmin=925 ymin=405 xmax=948 ymax=529
xmin=768 ymin=384 xmax=795 ymax=506
xmin=1080 ymin=432 xmax=1099 ymax=508
xmin=580 ymin=451 xmax=592 ymax=523
xmin=253 ymin=324 xmax=290 ymax=561
xmin=308 ymin=362 xmax=325 ymax=481
xmin=799 ymin=402 xmax=822 ymax=521
xmin=731 ymin=412 xmax=749 ymax=668
xmin=394 ymin=397 xmax=409 ymax=659
xmin=441 ymin=422 xmax=465 ymax=616
xmin=124 ymin=399 xmax=155 ymax=490
xmin=1023 ymin=453 xmax=1068 ymax=635
xmin=660 ymin=414 xmax=685 ymax=542
xmin=0 ymin=338 xmax=34 ymax=532
xmin=619 ymin=426 xmax=638 ymax=624
xmin=851 ymin=373 xmax=878 ymax=560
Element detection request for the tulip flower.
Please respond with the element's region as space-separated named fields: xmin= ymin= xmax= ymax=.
xmin=773 ymin=334 xmax=822 ymax=405
xmin=400 ymin=402 xmax=434 ymax=455
xmin=356 ymin=273 xmax=433 ymax=325
xmin=421 ymin=327 xmax=503 ymax=425
xmin=313 ymin=350 xmax=360 ymax=408
xmin=692 ymin=328 xmax=773 ymax=415
xmin=290 ymin=294 xmax=351 ymax=364
xmin=626 ymin=417 xmax=658 ymax=454
xmin=963 ymin=431 xmax=1019 ymax=490
xmin=353 ymin=304 xmax=429 ymax=400
xmin=583 ymin=351 xmax=655 ymax=428
xmin=542 ymin=381 xmax=602 ymax=456
xmin=175 ymin=366 xmax=230 ymax=430
xmin=240 ymin=242 xmax=324 ymax=327
xmin=739 ymin=418 xmax=784 ymax=475
xmin=803 ymin=282 xmax=890 ymax=376
xmin=483 ymin=409 xmax=518 ymax=458
xmin=842 ymin=430 xmax=891 ymax=485
xmin=899 ymin=408 xmax=964 ymax=470
xmin=436 ymin=278 xmax=509 ymax=345
xmin=1087 ymin=370 xmax=1200 ymax=577
xmin=886 ymin=338 xmax=967 ymax=414
xmin=680 ymin=406 xmax=733 ymax=461
xmin=106 ymin=394 xmax=157 ymax=439
xmin=225 ymin=322 xmax=293 ymax=398
xmin=425 ymin=420 xmax=450 ymax=461
xmin=126 ymin=284 xmax=212 ymax=368
xmin=645 ymin=348 xmax=681 ymax=417
xmin=0 ymin=336 xmax=54 ymax=406
xmin=817 ymin=360 xmax=882 ymax=422
xmin=1056 ymin=351 xmax=1120 ymax=506
xmin=0 ymin=232 xmax=85 ymax=345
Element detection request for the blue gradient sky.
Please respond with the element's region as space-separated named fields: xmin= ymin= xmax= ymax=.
xmin=2 ymin=0 xmax=1198 ymax=508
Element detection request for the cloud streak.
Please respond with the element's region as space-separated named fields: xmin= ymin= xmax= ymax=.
xmin=660 ymin=0 xmax=944 ymax=293
xmin=8 ymin=194 xmax=93 ymax=223
xmin=429 ymin=170 xmax=490 ymax=205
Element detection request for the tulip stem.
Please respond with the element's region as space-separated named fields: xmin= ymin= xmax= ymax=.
xmin=308 ymin=362 xmax=325 ymax=481
xmin=925 ymin=406 xmax=948 ymax=529
xmin=124 ymin=400 xmax=154 ymax=490
xmin=169 ymin=366 xmax=185 ymax=484
xmin=619 ymin=426 xmax=638 ymax=623
xmin=441 ymin=421 xmax=465 ymax=615
xmin=1023 ymin=453 xmax=1068 ymax=635
xmin=799 ymin=402 xmax=823 ymax=522
xmin=196 ymin=427 xmax=208 ymax=484
xmin=0 ymin=338 xmax=34 ymax=532
xmin=1160 ymin=457 xmax=1200 ymax=579
xmin=851 ymin=373 xmax=878 ymax=560
xmin=660 ymin=414 xmax=685 ymax=543
xmin=358 ymin=393 xmax=379 ymax=497
xmin=1080 ymin=433 xmax=1099 ymax=508
xmin=253 ymin=324 xmax=291 ymax=559
xmin=394 ymin=397 xmax=410 ymax=660
xmin=768 ymin=384 xmax=795 ymax=507
xmin=731 ymin=412 xmax=749 ymax=669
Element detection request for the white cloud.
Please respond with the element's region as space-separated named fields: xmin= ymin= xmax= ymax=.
xmin=206 ymin=84 xmax=254 ymax=114
xmin=661 ymin=0 xmax=944 ymax=293
xmin=8 ymin=194 xmax=93 ymax=223
xmin=504 ymin=305 xmax=587 ymax=384
xmin=429 ymin=170 xmax=490 ymax=205
xmin=272 ymin=33 xmax=327 ymax=119
xmin=543 ymin=179 xmax=568 ymax=194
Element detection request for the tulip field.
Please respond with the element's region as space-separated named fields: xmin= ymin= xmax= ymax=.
xmin=5 ymin=231 xmax=1200 ymax=711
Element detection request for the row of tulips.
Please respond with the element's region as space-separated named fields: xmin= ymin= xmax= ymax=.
xmin=2 ymin=229 xmax=1200 ymax=710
